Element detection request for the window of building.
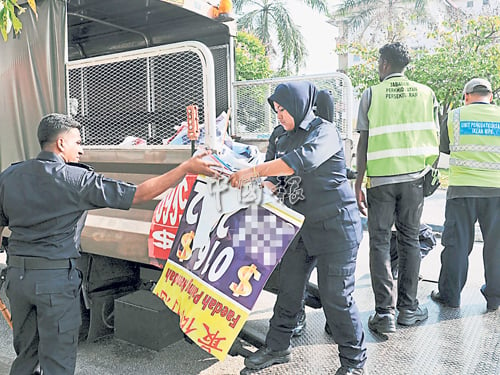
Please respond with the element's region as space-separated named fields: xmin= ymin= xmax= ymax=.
xmin=467 ymin=0 xmax=474 ymax=7
xmin=483 ymin=0 xmax=489 ymax=4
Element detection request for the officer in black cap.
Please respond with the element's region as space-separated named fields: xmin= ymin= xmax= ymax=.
xmin=0 ymin=113 xmax=219 ymax=375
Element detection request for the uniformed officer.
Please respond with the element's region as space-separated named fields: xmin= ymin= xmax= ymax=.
xmin=431 ymin=78 xmax=500 ymax=312
xmin=354 ymin=42 xmax=440 ymax=335
xmin=0 ymin=113 xmax=219 ymax=375
xmin=262 ymin=123 xmax=320 ymax=338
xmin=229 ymin=82 xmax=367 ymax=375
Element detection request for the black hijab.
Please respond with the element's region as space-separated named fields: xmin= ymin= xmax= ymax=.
xmin=268 ymin=82 xmax=318 ymax=130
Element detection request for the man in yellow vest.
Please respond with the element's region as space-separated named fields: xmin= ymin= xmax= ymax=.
xmin=431 ymin=78 xmax=499 ymax=312
xmin=354 ymin=42 xmax=440 ymax=336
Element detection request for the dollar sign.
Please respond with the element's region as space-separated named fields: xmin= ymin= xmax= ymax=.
xmin=230 ymin=264 xmax=262 ymax=297
xmin=152 ymin=229 xmax=174 ymax=250
xmin=177 ymin=231 xmax=195 ymax=262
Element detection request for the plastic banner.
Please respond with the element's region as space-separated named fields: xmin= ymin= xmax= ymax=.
xmin=153 ymin=176 xmax=304 ymax=360
xmin=148 ymin=174 xmax=198 ymax=267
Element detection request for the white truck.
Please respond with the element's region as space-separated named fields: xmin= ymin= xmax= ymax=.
xmin=1 ymin=0 xmax=237 ymax=349
xmin=1 ymin=0 xmax=355 ymax=352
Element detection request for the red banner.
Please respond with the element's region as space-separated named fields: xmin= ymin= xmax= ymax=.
xmin=148 ymin=174 xmax=197 ymax=267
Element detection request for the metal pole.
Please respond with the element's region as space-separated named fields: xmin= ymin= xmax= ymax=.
xmin=0 ymin=296 xmax=12 ymax=329
xmin=0 ymin=269 xmax=12 ymax=329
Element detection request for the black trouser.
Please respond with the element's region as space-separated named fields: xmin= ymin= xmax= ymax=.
xmin=438 ymin=197 xmax=500 ymax=307
xmin=5 ymin=263 xmax=81 ymax=375
xmin=265 ymin=237 xmax=367 ymax=369
xmin=367 ymin=179 xmax=424 ymax=314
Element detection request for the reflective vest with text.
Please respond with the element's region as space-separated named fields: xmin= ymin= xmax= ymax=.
xmin=448 ymin=104 xmax=500 ymax=187
xmin=366 ymin=77 xmax=439 ymax=177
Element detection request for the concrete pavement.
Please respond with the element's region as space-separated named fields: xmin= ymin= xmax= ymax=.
xmin=1 ymin=187 xmax=498 ymax=374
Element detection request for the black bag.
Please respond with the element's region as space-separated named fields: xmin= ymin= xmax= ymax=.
xmin=423 ymin=168 xmax=440 ymax=197
xmin=390 ymin=223 xmax=437 ymax=279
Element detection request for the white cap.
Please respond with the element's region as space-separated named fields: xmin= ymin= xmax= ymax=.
xmin=463 ymin=78 xmax=492 ymax=95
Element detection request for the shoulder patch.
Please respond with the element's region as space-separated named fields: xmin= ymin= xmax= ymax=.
xmin=67 ymin=162 xmax=94 ymax=171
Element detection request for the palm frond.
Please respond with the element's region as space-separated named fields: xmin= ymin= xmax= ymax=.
xmin=334 ymin=0 xmax=380 ymax=17
xmin=301 ymin=0 xmax=330 ymax=16
xmin=270 ymin=3 xmax=307 ymax=70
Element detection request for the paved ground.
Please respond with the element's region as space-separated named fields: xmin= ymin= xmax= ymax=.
xmin=1 ymin=187 xmax=499 ymax=375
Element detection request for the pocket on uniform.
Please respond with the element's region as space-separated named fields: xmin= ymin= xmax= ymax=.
xmin=35 ymin=281 xmax=68 ymax=295
xmin=323 ymin=204 xmax=362 ymax=247
xmin=36 ymin=275 xmax=80 ymax=307
xmin=412 ymin=178 xmax=424 ymax=190
xmin=59 ymin=311 xmax=81 ymax=335
xmin=322 ymin=213 xmax=342 ymax=231
xmin=327 ymin=257 xmax=356 ymax=277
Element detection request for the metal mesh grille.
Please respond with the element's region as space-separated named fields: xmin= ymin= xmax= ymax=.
xmin=233 ymin=73 xmax=353 ymax=141
xmin=68 ymin=45 xmax=228 ymax=146
xmin=212 ymin=45 xmax=230 ymax=118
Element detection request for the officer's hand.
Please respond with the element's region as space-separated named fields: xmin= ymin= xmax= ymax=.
xmin=355 ymin=183 xmax=368 ymax=217
xmin=261 ymin=180 xmax=276 ymax=193
xmin=185 ymin=150 xmax=220 ymax=178
xmin=228 ymin=168 xmax=258 ymax=188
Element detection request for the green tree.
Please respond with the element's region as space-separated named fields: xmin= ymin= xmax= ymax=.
xmin=333 ymin=0 xmax=434 ymax=44
xmin=408 ymin=16 xmax=500 ymax=119
xmin=0 ymin=0 xmax=37 ymax=41
xmin=235 ymin=31 xmax=273 ymax=81
xmin=338 ymin=16 xmax=500 ymax=123
xmin=336 ymin=42 xmax=379 ymax=93
xmin=233 ymin=0 xmax=329 ymax=74
xmin=234 ymin=31 xmax=273 ymax=134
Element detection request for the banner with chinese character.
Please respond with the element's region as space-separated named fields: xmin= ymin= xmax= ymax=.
xmin=153 ymin=176 xmax=304 ymax=360
xmin=148 ymin=174 xmax=197 ymax=268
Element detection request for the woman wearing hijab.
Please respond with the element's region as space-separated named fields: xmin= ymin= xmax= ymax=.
xmin=229 ymin=82 xmax=367 ymax=375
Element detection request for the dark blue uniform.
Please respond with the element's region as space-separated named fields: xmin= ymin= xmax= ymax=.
xmin=0 ymin=151 xmax=136 ymax=375
xmin=438 ymin=108 xmax=500 ymax=310
xmin=264 ymin=83 xmax=367 ymax=370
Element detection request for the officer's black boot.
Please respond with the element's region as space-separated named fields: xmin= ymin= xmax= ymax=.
xmin=244 ymin=346 xmax=291 ymax=370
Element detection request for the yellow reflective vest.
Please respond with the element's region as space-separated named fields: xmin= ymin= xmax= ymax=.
xmin=448 ymin=103 xmax=500 ymax=187
xmin=366 ymin=77 xmax=439 ymax=177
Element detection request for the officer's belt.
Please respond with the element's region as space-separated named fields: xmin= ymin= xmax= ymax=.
xmin=7 ymin=255 xmax=72 ymax=270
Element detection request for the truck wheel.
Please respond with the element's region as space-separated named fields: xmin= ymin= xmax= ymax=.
xmin=101 ymin=299 xmax=115 ymax=329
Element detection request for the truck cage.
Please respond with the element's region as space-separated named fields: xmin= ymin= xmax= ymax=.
xmin=67 ymin=41 xmax=230 ymax=150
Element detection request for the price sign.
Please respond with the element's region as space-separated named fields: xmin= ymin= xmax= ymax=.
xmin=148 ymin=174 xmax=197 ymax=267
xmin=186 ymin=104 xmax=200 ymax=141
xmin=153 ymin=176 xmax=304 ymax=360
